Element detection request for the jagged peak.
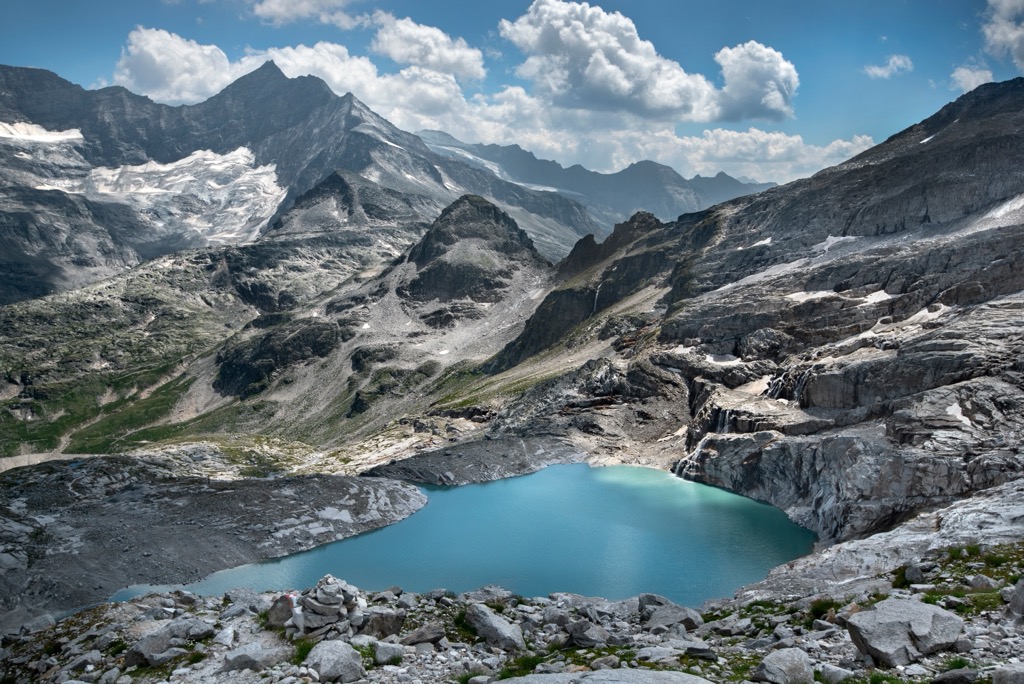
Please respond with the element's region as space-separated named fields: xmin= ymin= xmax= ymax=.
xmin=408 ymin=195 xmax=542 ymax=268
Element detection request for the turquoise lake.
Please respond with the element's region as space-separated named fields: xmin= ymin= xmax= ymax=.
xmin=113 ymin=464 xmax=816 ymax=606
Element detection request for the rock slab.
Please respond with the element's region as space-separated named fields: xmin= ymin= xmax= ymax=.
xmin=305 ymin=640 xmax=366 ymax=683
xmin=846 ymin=598 xmax=963 ymax=667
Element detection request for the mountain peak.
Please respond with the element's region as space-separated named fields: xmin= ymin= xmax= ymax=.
xmin=400 ymin=195 xmax=548 ymax=303
xmin=409 ymin=195 xmax=540 ymax=267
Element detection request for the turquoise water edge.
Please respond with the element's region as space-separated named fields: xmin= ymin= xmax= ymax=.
xmin=113 ymin=464 xmax=815 ymax=606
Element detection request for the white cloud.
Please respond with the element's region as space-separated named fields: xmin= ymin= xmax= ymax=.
xmin=499 ymin=0 xmax=797 ymax=122
xmin=715 ymin=41 xmax=799 ymax=121
xmin=950 ymin=65 xmax=994 ymax=92
xmin=499 ymin=0 xmax=719 ymax=119
xmin=863 ymin=54 xmax=914 ymax=79
xmin=109 ymin=19 xmax=864 ymax=184
xmin=370 ymin=12 xmax=485 ymax=80
xmin=251 ymin=0 xmax=361 ymax=29
xmin=114 ymin=27 xmax=241 ymax=104
xmin=983 ymin=0 xmax=1024 ymax=69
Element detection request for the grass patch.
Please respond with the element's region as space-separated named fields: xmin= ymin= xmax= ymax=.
xmin=64 ymin=375 xmax=194 ymax=453
xmin=942 ymin=656 xmax=972 ymax=672
xmin=497 ymin=654 xmax=546 ymax=679
xmin=292 ymin=637 xmax=316 ymax=665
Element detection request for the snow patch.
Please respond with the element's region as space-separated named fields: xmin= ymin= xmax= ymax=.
xmin=714 ymin=258 xmax=809 ymax=292
xmin=36 ymin=147 xmax=285 ymax=244
xmin=437 ymin=350 xmax=451 ymax=356
xmin=750 ymin=237 xmax=772 ymax=248
xmin=0 ymin=121 xmax=83 ymax=143
xmin=786 ymin=290 xmax=833 ymax=303
xmin=858 ymin=290 xmax=894 ymax=306
xmin=919 ymin=135 xmax=935 ymax=144
xmin=946 ymin=403 xmax=971 ymax=427
xmin=706 ymin=354 xmax=742 ymax=366
xmin=812 ymin=235 xmax=857 ymax=253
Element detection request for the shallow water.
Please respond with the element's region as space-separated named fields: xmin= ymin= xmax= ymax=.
xmin=113 ymin=464 xmax=815 ymax=605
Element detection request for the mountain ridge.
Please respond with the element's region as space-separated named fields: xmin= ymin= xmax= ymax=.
xmin=418 ymin=129 xmax=776 ymax=225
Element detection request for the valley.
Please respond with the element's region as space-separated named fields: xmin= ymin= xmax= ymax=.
xmin=1 ymin=61 xmax=1023 ymax=684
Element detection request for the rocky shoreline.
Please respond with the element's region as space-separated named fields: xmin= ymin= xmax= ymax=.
xmin=0 ymin=445 xmax=426 ymax=635
xmin=2 ymin=533 xmax=1023 ymax=684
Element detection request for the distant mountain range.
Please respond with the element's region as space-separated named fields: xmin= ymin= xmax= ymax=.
xmin=419 ymin=129 xmax=775 ymax=226
xmin=0 ymin=61 xmax=776 ymax=305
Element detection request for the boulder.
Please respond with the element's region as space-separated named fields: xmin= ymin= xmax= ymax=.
xmin=359 ymin=608 xmax=405 ymax=638
xmin=1009 ymin=578 xmax=1024 ymax=617
xmin=846 ymin=598 xmax=963 ymax=667
xmin=466 ymin=603 xmax=526 ymax=651
xmin=124 ymin=616 xmax=217 ymax=666
xmin=498 ymin=670 xmax=713 ymax=683
xmin=817 ymin=664 xmax=856 ymax=683
xmin=266 ymin=594 xmax=295 ymax=628
xmin=374 ymin=641 xmax=405 ymax=665
xmin=994 ymin=664 xmax=1024 ymax=684
xmin=567 ymin=620 xmax=611 ymax=648
xmin=305 ymin=640 xmax=366 ymax=683
xmin=752 ymin=647 xmax=814 ymax=684
xmin=932 ymin=668 xmax=980 ymax=684
xmin=638 ymin=594 xmax=704 ymax=631
xmin=401 ymin=620 xmax=447 ymax=645
xmin=221 ymin=642 xmax=290 ymax=672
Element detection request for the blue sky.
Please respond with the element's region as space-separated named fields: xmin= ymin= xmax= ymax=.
xmin=1 ymin=0 xmax=1020 ymax=182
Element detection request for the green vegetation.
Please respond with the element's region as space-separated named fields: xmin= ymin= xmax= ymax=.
xmin=497 ymin=653 xmax=545 ymax=679
xmin=64 ymin=375 xmax=194 ymax=453
xmin=292 ymin=637 xmax=316 ymax=665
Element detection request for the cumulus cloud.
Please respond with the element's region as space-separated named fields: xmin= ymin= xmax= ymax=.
xmin=715 ymin=41 xmax=799 ymax=121
xmin=114 ymin=27 xmax=241 ymax=104
xmin=109 ymin=16 xmax=864 ymax=184
xmin=370 ymin=12 xmax=485 ymax=80
xmin=950 ymin=65 xmax=994 ymax=92
xmin=863 ymin=54 xmax=914 ymax=79
xmin=983 ymin=0 xmax=1024 ymax=69
xmin=251 ymin=0 xmax=361 ymax=29
xmin=499 ymin=0 xmax=797 ymax=122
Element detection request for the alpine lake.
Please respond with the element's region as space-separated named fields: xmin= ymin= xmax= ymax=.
xmin=113 ymin=464 xmax=816 ymax=606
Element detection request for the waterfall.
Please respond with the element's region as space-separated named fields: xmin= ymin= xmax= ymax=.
xmin=792 ymin=367 xmax=815 ymax=406
xmin=764 ymin=375 xmax=786 ymax=400
xmin=673 ymin=434 xmax=713 ymax=480
xmin=592 ymin=283 xmax=602 ymax=315
xmin=716 ymin=408 xmax=733 ymax=434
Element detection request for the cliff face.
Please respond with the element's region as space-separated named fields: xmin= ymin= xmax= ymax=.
xmin=480 ymin=78 xmax=1024 ymax=544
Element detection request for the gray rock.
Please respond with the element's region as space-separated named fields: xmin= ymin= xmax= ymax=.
xmin=994 ymin=664 xmax=1024 ymax=684
xmin=932 ymin=668 xmax=979 ymax=684
xmin=466 ymin=603 xmax=526 ymax=651
xmin=904 ymin=565 xmax=927 ymax=585
xmin=752 ymin=647 xmax=814 ymax=684
xmin=305 ymin=640 xmax=366 ymax=683
xmin=590 ymin=655 xmax=620 ymax=670
xmin=373 ymin=641 xmax=405 ymax=665
xmin=817 ymin=664 xmax=855 ymax=684
xmin=638 ymin=594 xmax=703 ymax=632
xmin=846 ymin=598 xmax=963 ymax=667
xmin=124 ymin=616 xmax=217 ymax=666
xmin=401 ymin=620 xmax=447 ymax=645
xmin=221 ymin=642 xmax=291 ymax=672
xmin=966 ymin=574 xmax=1001 ymax=591
xmin=498 ymin=670 xmax=713 ymax=683
xmin=1009 ymin=578 xmax=1024 ymax=617
xmin=267 ymin=594 xmax=295 ymax=628
xmin=359 ymin=608 xmax=405 ymax=638
xmin=567 ymin=620 xmax=611 ymax=648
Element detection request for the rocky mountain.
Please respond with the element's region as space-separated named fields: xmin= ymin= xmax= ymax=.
xmin=0 ymin=62 xmax=598 ymax=304
xmin=2 ymin=72 xmax=1024 ymax=682
xmin=419 ymin=129 xmax=775 ymax=226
